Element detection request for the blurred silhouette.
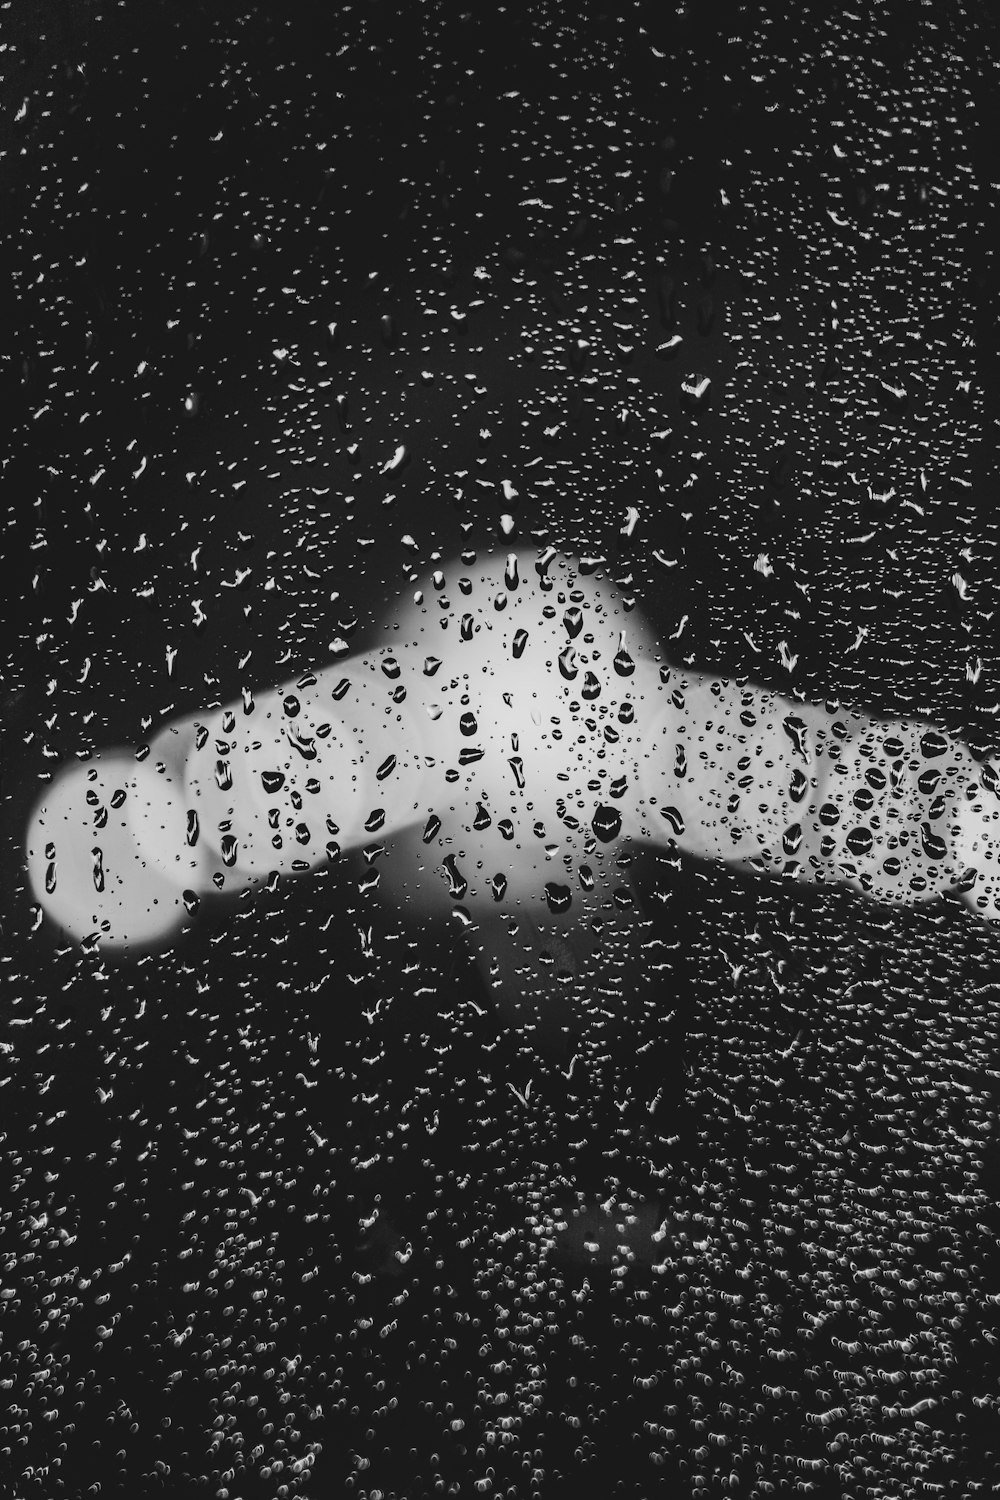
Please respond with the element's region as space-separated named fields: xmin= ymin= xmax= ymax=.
xmin=24 ymin=549 xmax=1000 ymax=969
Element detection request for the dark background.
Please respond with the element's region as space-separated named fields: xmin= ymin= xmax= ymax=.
xmin=3 ymin=1 xmax=1000 ymax=1496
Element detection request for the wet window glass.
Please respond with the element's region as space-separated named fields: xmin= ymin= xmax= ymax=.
xmin=4 ymin=3 xmax=1000 ymax=1496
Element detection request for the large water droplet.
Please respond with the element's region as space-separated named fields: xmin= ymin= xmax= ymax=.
xmin=592 ymin=805 xmax=622 ymax=843
xmin=544 ymin=882 xmax=572 ymax=914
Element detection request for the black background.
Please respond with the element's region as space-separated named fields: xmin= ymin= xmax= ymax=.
xmin=3 ymin=2 xmax=1000 ymax=1496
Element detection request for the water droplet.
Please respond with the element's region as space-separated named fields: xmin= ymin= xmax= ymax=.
xmin=782 ymin=715 xmax=809 ymax=762
xmin=655 ymin=333 xmax=684 ymax=359
xmin=288 ymin=730 xmax=317 ymax=761
xmin=512 ymin=629 xmax=529 ymax=659
xmin=920 ymin=824 xmax=947 ymax=862
xmin=659 ymin=806 xmax=684 ymax=837
xmin=613 ymin=633 xmax=635 ymax=676
xmin=544 ymin=882 xmax=572 ymax=914
xmin=442 ymin=853 xmax=468 ymax=899
xmin=790 ymin=768 xmax=809 ymax=803
xmin=558 ymin=646 xmax=578 ymax=681
xmin=592 ymin=805 xmax=622 ymax=843
xmin=782 ymin=824 xmax=802 ymax=854
xmin=681 ymin=372 xmax=711 ymax=406
xmin=535 ymin=546 xmax=557 ymax=579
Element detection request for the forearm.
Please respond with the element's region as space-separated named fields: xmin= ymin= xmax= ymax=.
xmin=25 ymin=545 xmax=1000 ymax=951
xmin=629 ymin=662 xmax=997 ymax=915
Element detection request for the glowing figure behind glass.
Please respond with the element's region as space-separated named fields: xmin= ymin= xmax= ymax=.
xmin=23 ymin=548 xmax=1000 ymax=955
